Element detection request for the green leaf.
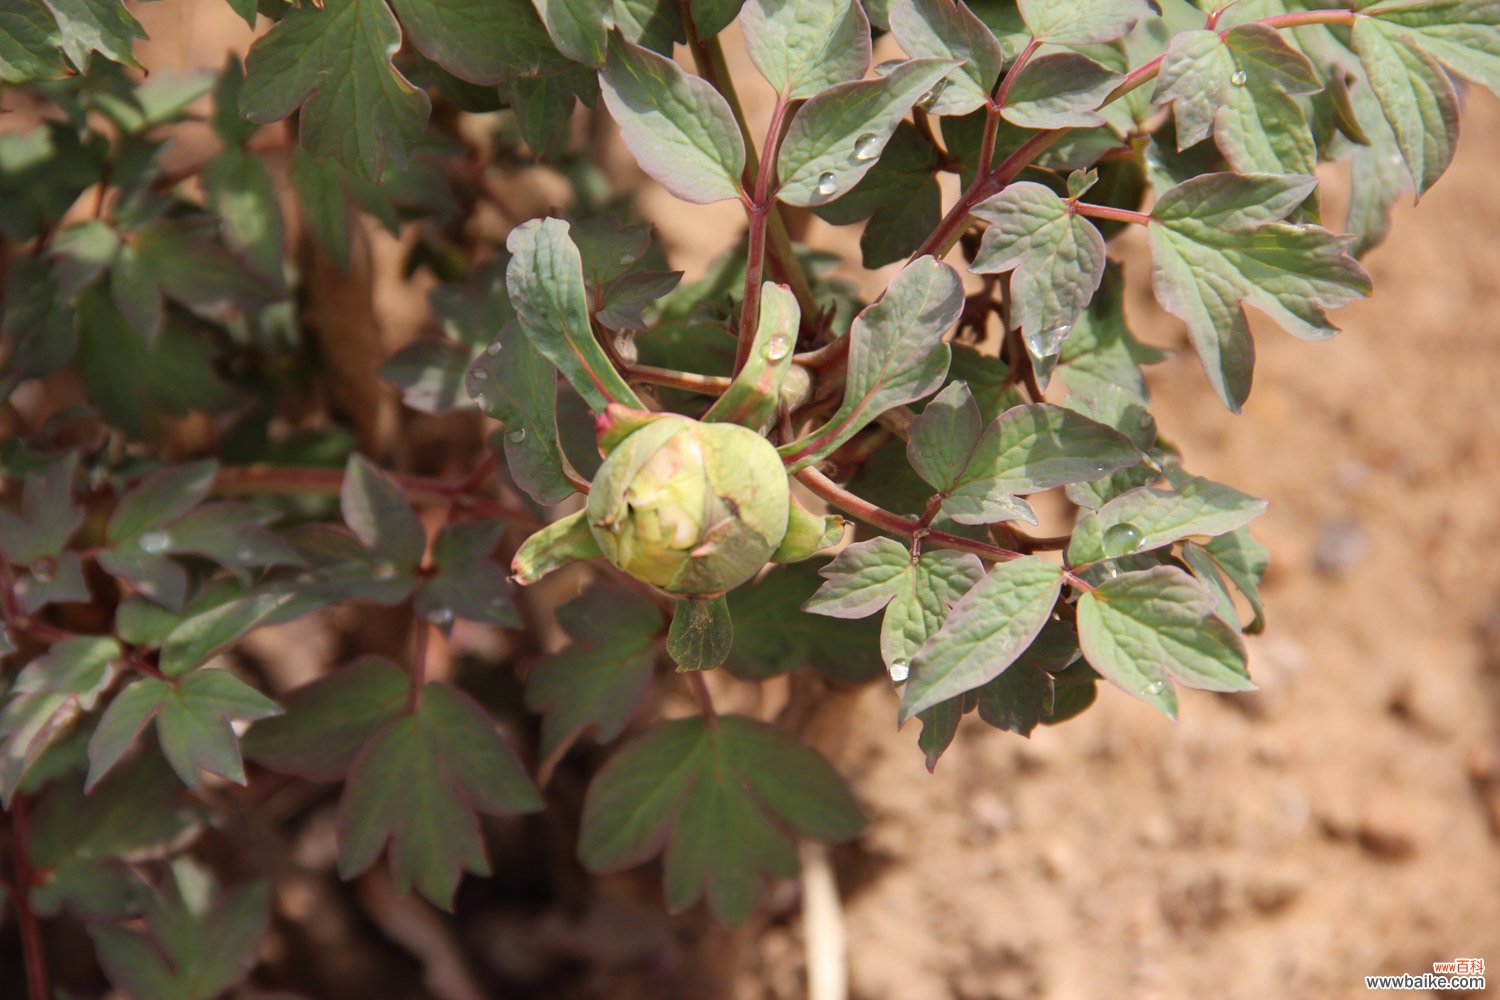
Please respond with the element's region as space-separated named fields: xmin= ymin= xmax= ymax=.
xmin=1147 ymin=172 xmax=1371 ymax=411
xmin=341 ymin=454 xmax=426 ymax=570
xmin=91 ymin=870 xmax=270 ymax=1000
xmin=942 ymin=403 xmax=1139 ymax=524
xmin=1152 ymin=24 xmax=1321 ymax=176
xmin=337 ymin=681 xmax=542 ymax=908
xmin=1017 ymin=0 xmax=1152 ymax=45
xmin=290 ymin=148 xmax=354 ymax=270
xmin=42 ymin=0 xmax=144 ymax=70
xmin=599 ymin=33 xmax=746 ymax=204
xmin=899 ymin=556 xmax=1062 ymax=720
xmin=155 ymin=670 xmax=282 ymax=789
xmin=382 ymin=338 xmax=474 ymax=414
xmin=668 ymin=596 xmax=734 ymax=671
xmin=158 ymin=592 xmax=293 ymax=679
xmin=1352 ymin=15 xmax=1459 ymax=196
xmin=525 ymin=586 xmax=662 ymax=767
xmin=1067 ymin=475 xmax=1267 ymax=566
xmin=703 ymin=282 xmax=798 ymax=430
xmin=889 ymin=0 xmax=1003 ymax=116
xmin=29 ymin=753 xmax=204 ymax=919
xmin=107 ymin=461 xmax=218 ymax=544
xmin=505 ymin=217 xmax=645 ymax=412
xmin=1058 ymin=262 xmax=1168 ymax=402
xmin=1196 ymin=526 xmax=1269 ymax=633
xmin=0 ymin=636 xmax=118 ymax=805
xmin=906 ymin=381 xmax=983 ymax=493
xmin=1077 ymin=565 xmax=1253 ymax=719
xmin=0 ymin=2 xmax=68 ymax=83
xmin=729 ymin=562 xmax=885 ymax=681
xmin=740 ymin=0 xmax=871 ymax=99
xmin=531 ymin=0 xmax=611 ymax=66
xmin=1361 ymin=0 xmax=1500 ymax=94
xmin=1001 ymin=53 xmax=1121 ymax=130
xmin=803 ymin=536 xmax=911 ymax=618
xmin=150 ymin=503 xmax=303 ymax=579
xmin=1 ymin=257 xmax=75 ymax=396
xmin=975 ymin=619 xmax=1081 ymax=737
xmin=243 ymin=657 xmax=410 ymax=781
xmin=241 ymin=0 xmax=431 ymax=180
xmin=972 ymin=182 xmax=1106 ymax=361
xmin=0 ymin=453 xmax=82 ymax=565
xmin=776 ymin=58 xmax=954 ymax=207
xmin=389 ymin=0 xmax=554 ymax=84
xmin=579 ymin=715 xmax=863 ymax=924
xmin=468 ymin=324 xmax=574 ymax=506
xmin=881 ymin=549 xmax=985 ymax=679
xmin=781 ymin=256 xmax=962 ymax=470
xmin=417 ymin=520 xmax=519 ymax=630
xmin=203 ymin=148 xmax=286 ymax=290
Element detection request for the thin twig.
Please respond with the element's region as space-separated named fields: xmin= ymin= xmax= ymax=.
xmin=10 ymin=795 xmax=50 ymax=1000
xmin=800 ymin=840 xmax=847 ymax=1000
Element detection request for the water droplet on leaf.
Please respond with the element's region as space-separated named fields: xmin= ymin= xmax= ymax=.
xmin=430 ymin=606 xmax=455 ymax=627
xmin=917 ymin=78 xmax=947 ymax=110
xmin=236 ymin=547 xmax=255 ymax=562
xmin=816 ymin=172 xmax=838 ymax=197
xmin=486 ymin=341 xmax=502 ymax=356
xmin=30 ymin=558 xmax=56 ymax=582
xmin=1146 ymin=679 xmax=1168 ymax=695
xmin=1101 ymin=522 xmax=1143 ymax=559
xmin=854 ymin=133 xmax=881 ymax=161
xmin=763 ymin=334 xmax=792 ymax=361
xmin=508 ymin=428 xmax=527 ymax=443
xmin=1230 ymin=69 xmax=1248 ymax=86
xmin=373 ymin=561 xmax=399 ymax=580
xmin=471 ymin=367 xmax=489 ymax=381
xmin=889 ymin=658 xmax=911 ymax=683
xmin=138 ymin=530 xmax=171 ymax=554
xmin=1025 ymin=322 xmax=1072 ymax=359
xmin=473 ymin=392 xmax=487 ymax=410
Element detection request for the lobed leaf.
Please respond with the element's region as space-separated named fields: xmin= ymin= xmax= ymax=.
xmin=740 ymin=0 xmax=871 ymax=99
xmin=1017 ymin=0 xmax=1153 ymax=46
xmin=889 ymin=0 xmax=1003 ymax=116
xmin=1067 ymin=475 xmax=1267 ymax=566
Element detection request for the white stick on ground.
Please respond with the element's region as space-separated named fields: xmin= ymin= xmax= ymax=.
xmin=800 ymin=840 xmax=848 ymax=1000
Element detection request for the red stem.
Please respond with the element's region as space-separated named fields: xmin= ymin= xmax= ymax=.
xmin=993 ymin=37 xmax=1041 ymax=112
xmin=10 ymin=795 xmax=50 ymax=1000
xmin=736 ymin=94 xmax=793 ymax=375
xmin=1072 ymin=202 xmax=1152 ymax=226
xmin=909 ymin=6 xmax=1360 ymax=264
xmin=688 ymin=672 xmax=718 ymax=722
xmin=795 ymin=467 xmax=1092 ymax=592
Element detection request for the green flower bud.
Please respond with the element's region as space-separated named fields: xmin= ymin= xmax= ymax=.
xmin=586 ymin=415 xmax=789 ymax=597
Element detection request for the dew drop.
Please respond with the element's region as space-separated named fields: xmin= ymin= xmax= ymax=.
xmin=854 ymin=133 xmax=881 ymax=161
xmin=508 ymin=427 xmax=527 ymax=443
xmin=1092 ymin=461 xmax=1110 ymax=475
xmin=1230 ymin=69 xmax=1248 ymax=87
xmin=236 ymin=547 xmax=255 ymax=562
xmin=473 ymin=392 xmax=487 ymax=410
xmin=486 ymin=340 xmax=502 ymax=356
xmin=1146 ymin=679 xmax=1168 ymax=695
xmin=889 ymin=658 xmax=911 ymax=683
xmin=472 ymin=367 xmax=490 ymax=381
xmin=30 ymin=557 xmax=56 ymax=582
xmin=430 ymin=606 xmax=455 ymax=627
xmin=874 ymin=59 xmax=905 ymax=76
xmin=917 ymin=78 xmax=947 ymax=110
xmin=138 ymin=529 xmax=171 ymax=554
xmin=620 ymin=251 xmax=634 ymax=266
xmin=763 ymin=333 xmax=792 ymax=362
xmin=815 ymin=172 xmax=838 ymax=197
xmin=373 ymin=561 xmax=399 ymax=580
xmin=1101 ymin=522 xmax=1143 ymax=559
xmin=1025 ymin=322 xmax=1072 ymax=360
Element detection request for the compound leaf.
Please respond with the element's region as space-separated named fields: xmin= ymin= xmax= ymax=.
xmin=1067 ymin=475 xmax=1267 ymax=565
xmin=776 ymin=58 xmax=954 ymax=207
xmin=337 ymin=681 xmax=542 ymax=909
xmin=1077 ymin=565 xmax=1253 ymax=719
xmin=0 ymin=635 xmax=119 ymax=805
xmin=1017 ymin=0 xmax=1153 ymax=46
xmin=241 ymin=0 xmax=431 ymax=180
xmin=243 ymin=657 xmax=411 ymax=781
xmin=740 ymin=0 xmax=871 ymax=99
xmin=599 ymin=34 xmax=746 ymax=204
xmin=972 ymin=182 xmax=1106 ymax=361
xmin=1147 ymin=172 xmax=1370 ymax=411
xmin=524 ymin=586 xmax=663 ymax=769
xmin=889 ymin=0 xmax=1003 ymax=116
xmin=1352 ymin=14 xmax=1459 ymax=196
xmin=42 ymin=0 xmax=144 ymax=71
xmin=579 ymin=715 xmax=863 ymax=925
xmin=900 ymin=556 xmax=1062 ymax=720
